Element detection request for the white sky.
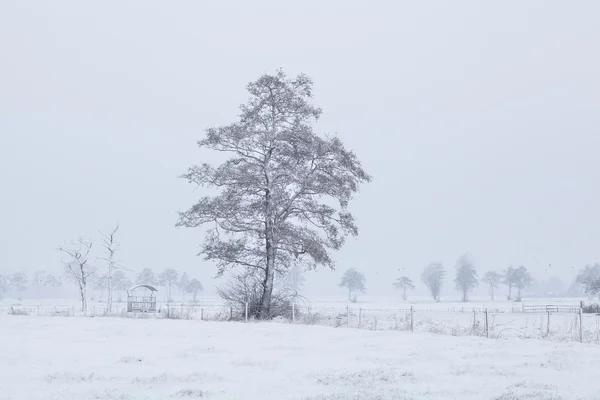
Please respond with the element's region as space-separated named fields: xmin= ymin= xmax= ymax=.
xmin=1 ymin=1 xmax=599 ymax=296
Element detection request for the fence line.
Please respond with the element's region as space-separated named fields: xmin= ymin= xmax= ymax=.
xmin=2 ymin=302 xmax=599 ymax=344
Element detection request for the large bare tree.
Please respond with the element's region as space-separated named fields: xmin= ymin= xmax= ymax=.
xmin=58 ymin=238 xmax=95 ymax=312
xmin=178 ymin=70 xmax=371 ymax=318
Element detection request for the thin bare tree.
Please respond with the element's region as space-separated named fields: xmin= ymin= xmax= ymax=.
xmin=177 ymin=70 xmax=371 ymax=319
xmin=99 ymin=224 xmax=126 ymax=312
xmin=58 ymin=238 xmax=95 ymax=312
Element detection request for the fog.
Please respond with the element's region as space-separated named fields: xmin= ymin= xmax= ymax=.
xmin=1 ymin=1 xmax=599 ymax=298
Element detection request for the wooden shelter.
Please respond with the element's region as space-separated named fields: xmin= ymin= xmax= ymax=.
xmin=127 ymin=284 xmax=158 ymax=313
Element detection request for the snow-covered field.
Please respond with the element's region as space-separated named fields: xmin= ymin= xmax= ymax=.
xmin=1 ymin=315 xmax=600 ymax=400
xmin=2 ymin=295 xmax=596 ymax=343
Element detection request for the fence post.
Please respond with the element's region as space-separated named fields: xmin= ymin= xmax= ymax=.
xmin=292 ymin=303 xmax=295 ymax=324
xmin=180 ymin=303 xmax=184 ymax=317
xmin=72 ymin=306 xmax=75 ymax=317
xmin=485 ymin=309 xmax=489 ymax=338
xmin=245 ymin=302 xmax=249 ymax=322
xmin=473 ymin=309 xmax=476 ymax=330
xmin=200 ymin=307 xmax=204 ymax=321
xmin=547 ymin=311 xmax=551 ymax=336
xmin=346 ymin=305 xmax=350 ymax=328
xmin=358 ymin=308 xmax=362 ymax=328
xmin=579 ymin=308 xmax=583 ymax=343
xmin=410 ymin=306 xmax=414 ymax=332
xmin=230 ymin=306 xmax=233 ymax=321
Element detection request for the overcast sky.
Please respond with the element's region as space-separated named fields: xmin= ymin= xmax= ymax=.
xmin=1 ymin=1 xmax=599 ymax=297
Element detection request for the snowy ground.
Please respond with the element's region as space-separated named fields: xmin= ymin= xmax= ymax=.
xmin=2 ymin=296 xmax=595 ymax=343
xmin=1 ymin=315 xmax=600 ymax=400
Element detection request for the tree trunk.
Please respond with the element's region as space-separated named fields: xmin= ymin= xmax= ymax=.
xmin=193 ymin=289 xmax=197 ymax=304
xmin=491 ymin=286 xmax=495 ymax=301
xmin=259 ymin=236 xmax=276 ymax=319
xmin=78 ymin=281 xmax=85 ymax=312
xmin=507 ymin=284 xmax=512 ymax=300
xmin=107 ymin=273 xmax=113 ymax=313
xmin=403 ymin=288 xmax=407 ymax=301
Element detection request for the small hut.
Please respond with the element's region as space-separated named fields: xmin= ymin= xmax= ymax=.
xmin=127 ymin=284 xmax=158 ymax=313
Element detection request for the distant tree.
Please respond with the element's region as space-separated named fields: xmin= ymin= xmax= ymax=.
xmin=576 ymin=264 xmax=600 ymax=299
xmin=58 ymin=237 xmax=95 ymax=312
xmin=44 ymin=274 xmax=62 ymax=287
xmin=99 ymin=224 xmax=126 ymax=312
xmin=339 ymin=268 xmax=366 ymax=302
xmin=187 ymin=278 xmax=204 ymax=303
xmin=112 ymin=270 xmax=132 ymax=302
xmin=421 ymin=262 xmax=445 ymax=302
xmin=393 ymin=276 xmax=415 ymax=300
xmin=159 ymin=268 xmax=179 ymax=302
xmin=31 ymin=270 xmax=48 ymax=299
xmin=482 ymin=271 xmax=502 ymax=300
xmin=178 ymin=272 xmax=190 ymax=301
xmin=136 ymin=268 xmax=158 ymax=286
xmin=284 ymin=264 xmax=306 ymax=294
xmin=454 ymin=254 xmax=478 ymax=302
xmin=502 ymin=266 xmax=517 ymax=300
xmin=10 ymin=272 xmax=28 ymax=300
xmin=94 ymin=274 xmax=109 ymax=302
xmin=0 ymin=272 xmax=9 ymax=301
xmin=513 ymin=266 xmax=534 ymax=302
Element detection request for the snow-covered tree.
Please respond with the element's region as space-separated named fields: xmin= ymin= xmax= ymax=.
xmin=502 ymin=267 xmax=516 ymax=300
xmin=112 ymin=270 xmax=132 ymax=302
xmin=177 ymin=70 xmax=371 ymax=319
xmin=454 ymin=254 xmax=478 ymax=302
xmin=136 ymin=268 xmax=158 ymax=286
xmin=99 ymin=224 xmax=126 ymax=312
xmin=339 ymin=268 xmax=366 ymax=302
xmin=178 ymin=272 xmax=190 ymax=301
xmin=513 ymin=265 xmax=534 ymax=302
xmin=31 ymin=270 xmax=48 ymax=299
xmin=187 ymin=278 xmax=204 ymax=303
xmin=0 ymin=272 xmax=9 ymax=301
xmin=284 ymin=264 xmax=306 ymax=294
xmin=482 ymin=271 xmax=502 ymax=300
xmin=393 ymin=276 xmax=415 ymax=300
xmin=93 ymin=274 xmax=109 ymax=301
xmin=159 ymin=268 xmax=178 ymax=302
xmin=421 ymin=262 xmax=445 ymax=302
xmin=576 ymin=264 xmax=600 ymax=299
xmin=58 ymin=237 xmax=95 ymax=312
xmin=10 ymin=272 xmax=28 ymax=300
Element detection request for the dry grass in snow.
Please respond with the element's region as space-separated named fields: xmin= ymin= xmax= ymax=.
xmin=0 ymin=315 xmax=599 ymax=399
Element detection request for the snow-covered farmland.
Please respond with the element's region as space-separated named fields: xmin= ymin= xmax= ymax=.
xmin=2 ymin=295 xmax=596 ymax=343
xmin=1 ymin=315 xmax=600 ymax=400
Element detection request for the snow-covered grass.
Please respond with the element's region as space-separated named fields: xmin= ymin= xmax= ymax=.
xmin=1 ymin=315 xmax=599 ymax=399
xmin=2 ymin=295 xmax=597 ymax=343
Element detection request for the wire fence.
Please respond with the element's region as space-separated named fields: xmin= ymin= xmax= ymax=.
xmin=2 ymin=302 xmax=599 ymax=344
